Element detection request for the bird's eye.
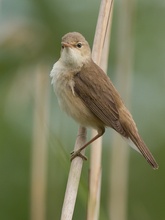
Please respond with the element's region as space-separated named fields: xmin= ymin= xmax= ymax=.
xmin=76 ymin=43 xmax=82 ymax=48
xmin=61 ymin=45 xmax=64 ymax=49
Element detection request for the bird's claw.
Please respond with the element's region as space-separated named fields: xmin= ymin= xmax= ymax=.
xmin=70 ymin=150 xmax=87 ymax=161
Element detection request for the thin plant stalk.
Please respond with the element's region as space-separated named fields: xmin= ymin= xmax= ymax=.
xmin=87 ymin=0 xmax=114 ymax=219
xmin=60 ymin=126 xmax=86 ymax=220
xmin=109 ymin=0 xmax=136 ymax=219
xmin=31 ymin=66 xmax=50 ymax=220
xmin=60 ymin=0 xmax=113 ymax=219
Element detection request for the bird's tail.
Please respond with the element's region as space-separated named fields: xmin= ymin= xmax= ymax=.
xmin=126 ymin=131 xmax=159 ymax=170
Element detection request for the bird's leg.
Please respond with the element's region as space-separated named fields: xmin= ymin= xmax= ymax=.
xmin=70 ymin=127 xmax=105 ymax=161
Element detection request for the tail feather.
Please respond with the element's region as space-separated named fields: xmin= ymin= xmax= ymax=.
xmin=128 ymin=132 xmax=159 ymax=170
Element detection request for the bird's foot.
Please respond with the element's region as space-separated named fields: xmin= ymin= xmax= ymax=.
xmin=70 ymin=149 xmax=87 ymax=161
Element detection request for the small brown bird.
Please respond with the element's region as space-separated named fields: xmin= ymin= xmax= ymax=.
xmin=50 ymin=32 xmax=158 ymax=169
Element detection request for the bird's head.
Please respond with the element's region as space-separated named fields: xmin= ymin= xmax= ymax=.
xmin=60 ymin=32 xmax=92 ymax=68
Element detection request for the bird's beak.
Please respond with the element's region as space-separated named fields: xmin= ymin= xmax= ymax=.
xmin=61 ymin=42 xmax=72 ymax=48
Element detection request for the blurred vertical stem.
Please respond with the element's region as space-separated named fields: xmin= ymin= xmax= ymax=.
xmin=109 ymin=0 xmax=136 ymax=219
xmin=87 ymin=0 xmax=114 ymax=220
xmin=31 ymin=65 xmax=50 ymax=220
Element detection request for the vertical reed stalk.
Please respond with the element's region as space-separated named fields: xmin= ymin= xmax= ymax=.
xmin=87 ymin=0 xmax=114 ymax=219
xmin=60 ymin=126 xmax=86 ymax=220
xmin=60 ymin=1 xmax=113 ymax=219
xmin=31 ymin=66 xmax=50 ymax=220
xmin=109 ymin=0 xmax=136 ymax=219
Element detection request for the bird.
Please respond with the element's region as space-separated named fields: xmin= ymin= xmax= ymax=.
xmin=50 ymin=32 xmax=158 ymax=169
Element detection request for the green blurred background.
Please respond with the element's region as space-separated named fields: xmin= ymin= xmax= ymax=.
xmin=0 ymin=0 xmax=165 ymax=219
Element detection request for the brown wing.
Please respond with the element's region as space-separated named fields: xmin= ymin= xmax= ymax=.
xmin=73 ymin=60 xmax=127 ymax=137
xmin=73 ymin=61 xmax=158 ymax=169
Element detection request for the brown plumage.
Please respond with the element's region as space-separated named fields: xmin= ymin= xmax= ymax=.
xmin=50 ymin=32 xmax=158 ymax=169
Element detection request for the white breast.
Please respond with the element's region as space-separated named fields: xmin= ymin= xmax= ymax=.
xmin=50 ymin=60 xmax=73 ymax=109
